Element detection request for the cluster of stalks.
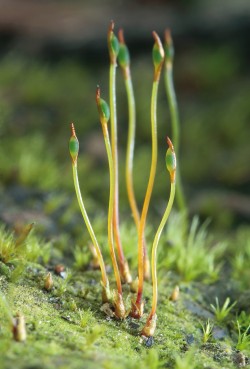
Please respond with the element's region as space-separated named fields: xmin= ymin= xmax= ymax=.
xmin=69 ymin=21 xmax=184 ymax=336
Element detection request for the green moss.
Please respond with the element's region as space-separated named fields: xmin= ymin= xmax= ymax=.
xmin=0 ymin=236 xmax=247 ymax=369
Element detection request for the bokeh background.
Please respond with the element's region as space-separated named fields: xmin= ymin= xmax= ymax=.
xmin=0 ymin=0 xmax=249 ymax=238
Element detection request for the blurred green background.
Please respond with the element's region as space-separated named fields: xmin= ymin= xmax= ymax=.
xmin=0 ymin=0 xmax=249 ymax=235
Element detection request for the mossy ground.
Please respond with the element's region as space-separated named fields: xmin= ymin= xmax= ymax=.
xmin=0 ymin=220 xmax=249 ymax=369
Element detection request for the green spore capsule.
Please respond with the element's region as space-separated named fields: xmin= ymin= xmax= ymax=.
xmin=110 ymin=34 xmax=120 ymax=57
xmin=166 ymin=148 xmax=176 ymax=173
xmin=165 ymin=137 xmax=176 ymax=183
xmin=99 ymin=98 xmax=110 ymax=122
xmin=69 ymin=123 xmax=79 ymax=164
xmin=108 ymin=21 xmax=120 ymax=62
xmin=152 ymin=31 xmax=165 ymax=71
xmin=118 ymin=43 xmax=130 ymax=69
xmin=96 ymin=87 xmax=110 ymax=123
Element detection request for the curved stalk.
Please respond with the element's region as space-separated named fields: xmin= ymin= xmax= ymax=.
xmin=96 ymin=88 xmax=126 ymax=318
xmin=150 ymin=183 xmax=175 ymax=315
xmin=124 ymin=76 xmax=140 ymax=231
xmin=118 ymin=29 xmax=150 ymax=280
xmin=108 ymin=22 xmax=132 ymax=284
xmin=69 ymin=124 xmax=110 ymax=303
xmin=164 ymin=29 xmax=187 ymax=218
xmin=142 ymin=183 xmax=175 ymax=336
xmin=130 ymin=32 xmax=164 ymax=318
xmin=142 ymin=137 xmax=176 ymax=337
xmin=102 ymin=125 xmax=123 ymax=295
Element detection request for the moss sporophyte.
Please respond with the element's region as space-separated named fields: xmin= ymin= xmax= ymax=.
xmin=69 ymin=21 xmax=178 ymax=333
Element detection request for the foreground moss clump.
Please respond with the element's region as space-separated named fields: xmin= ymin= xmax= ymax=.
xmin=0 ymin=224 xmax=249 ymax=369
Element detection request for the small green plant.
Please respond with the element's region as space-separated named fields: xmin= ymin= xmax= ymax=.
xmin=78 ymin=308 xmax=94 ymax=329
xmin=210 ymin=297 xmax=237 ymax=322
xmin=200 ymin=319 xmax=214 ymax=344
xmin=160 ymin=214 xmax=225 ymax=282
xmin=236 ymin=311 xmax=250 ymax=330
xmin=0 ymin=224 xmax=34 ymax=264
xmin=0 ymin=223 xmax=50 ymax=266
xmin=174 ymin=349 xmax=197 ymax=369
xmin=231 ymin=227 xmax=250 ymax=290
xmin=85 ymin=325 xmax=104 ymax=346
xmin=73 ymin=245 xmax=90 ymax=270
xmin=236 ymin=320 xmax=250 ymax=351
xmin=54 ymin=268 xmax=72 ymax=297
xmin=140 ymin=349 xmax=164 ymax=369
xmin=0 ymin=226 xmax=17 ymax=264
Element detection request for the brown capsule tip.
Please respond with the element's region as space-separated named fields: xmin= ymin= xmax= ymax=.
xmin=118 ymin=28 xmax=125 ymax=44
xmin=164 ymin=28 xmax=172 ymax=44
xmin=71 ymin=122 xmax=76 ymax=137
xmin=166 ymin=136 xmax=174 ymax=152
xmin=109 ymin=20 xmax=115 ymax=33
xmin=96 ymin=85 xmax=101 ymax=103
xmin=152 ymin=30 xmax=161 ymax=46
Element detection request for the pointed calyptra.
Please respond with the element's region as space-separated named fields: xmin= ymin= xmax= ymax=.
xmin=96 ymin=86 xmax=110 ymax=125
xmin=152 ymin=31 xmax=165 ymax=81
xmin=165 ymin=136 xmax=176 ymax=183
xmin=118 ymin=29 xmax=130 ymax=79
xmin=108 ymin=20 xmax=120 ymax=65
xmin=69 ymin=123 xmax=79 ymax=165
xmin=164 ymin=29 xmax=174 ymax=67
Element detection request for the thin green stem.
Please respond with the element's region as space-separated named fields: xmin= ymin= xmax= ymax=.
xmin=131 ymin=30 xmax=166 ymax=315
xmin=118 ymin=28 xmax=150 ymax=281
xmin=109 ymin=61 xmax=132 ymax=284
xmin=101 ymin=123 xmax=123 ymax=296
xmin=142 ymin=137 xmax=176 ymax=336
xmin=164 ymin=59 xmax=187 ymax=216
xmin=71 ymin=163 xmax=109 ymax=301
xmin=124 ymin=76 xmax=140 ymax=231
xmin=164 ymin=67 xmax=179 ymax=152
xmin=124 ymin=75 xmax=150 ymax=280
xmin=133 ymin=79 xmax=159 ymax=315
xmin=150 ymin=182 xmax=176 ymax=317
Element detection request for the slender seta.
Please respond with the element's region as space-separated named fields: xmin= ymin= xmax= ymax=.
xmin=118 ymin=29 xmax=150 ymax=281
xmin=69 ymin=123 xmax=110 ymax=303
xmin=108 ymin=21 xmax=132 ymax=284
xmin=96 ymin=87 xmax=126 ymax=318
xmin=142 ymin=137 xmax=176 ymax=337
xmin=164 ymin=29 xmax=187 ymax=219
xmin=130 ymin=31 xmax=165 ymax=319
